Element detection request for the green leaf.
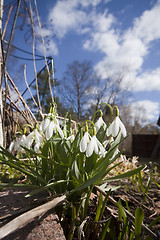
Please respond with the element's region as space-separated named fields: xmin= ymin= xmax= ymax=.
xmin=25 ymin=180 xmax=69 ymax=197
xmin=0 ymin=156 xmax=47 ymax=185
xmin=117 ymin=199 xmax=127 ymax=221
xmin=105 ymin=165 xmax=145 ymax=182
xmin=99 ymin=189 xmax=111 ymax=221
xmin=0 ymin=183 xmax=37 ymax=188
xmin=95 ymin=193 xmax=103 ymax=222
xmin=71 ymin=159 xmax=82 ymax=181
xmin=144 ymin=176 xmax=151 ymax=195
xmin=135 ymin=207 xmax=144 ymax=239
xmin=99 ymin=217 xmax=112 ymax=240
xmin=138 ymin=171 xmax=144 ymax=192
xmin=152 ymin=178 xmax=160 ymax=188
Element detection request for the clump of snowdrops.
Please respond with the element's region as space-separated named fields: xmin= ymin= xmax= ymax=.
xmin=0 ymin=103 xmax=144 ymax=239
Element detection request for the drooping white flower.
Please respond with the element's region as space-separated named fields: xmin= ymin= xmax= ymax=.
xmin=41 ymin=117 xmax=50 ymax=132
xmin=80 ymin=131 xmax=90 ymax=153
xmin=107 ymin=116 xmax=127 ymax=137
xmin=55 ymin=123 xmax=64 ymax=139
xmin=95 ymin=117 xmax=106 ymax=132
xmin=26 ymin=129 xmax=43 ymax=151
xmin=86 ymin=135 xmax=106 ymax=158
xmin=9 ymin=135 xmax=27 ymax=153
xmin=41 ymin=114 xmax=64 ymax=140
xmin=45 ymin=120 xmax=55 ymax=140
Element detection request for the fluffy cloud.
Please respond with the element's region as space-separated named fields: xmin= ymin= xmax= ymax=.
xmin=132 ymin=67 xmax=160 ymax=91
xmin=43 ymin=0 xmax=160 ymax=121
xmin=47 ymin=0 xmax=97 ymax=38
xmin=83 ymin=0 xmax=160 ymax=91
xmin=130 ymin=100 xmax=160 ymax=123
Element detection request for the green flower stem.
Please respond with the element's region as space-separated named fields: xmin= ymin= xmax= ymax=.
xmin=92 ymin=109 xmax=103 ymax=122
xmin=113 ymin=105 xmax=119 ymax=117
xmin=100 ymin=103 xmax=113 ymax=127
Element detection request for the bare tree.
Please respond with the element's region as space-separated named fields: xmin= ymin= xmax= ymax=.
xmin=59 ymin=60 xmax=93 ymax=120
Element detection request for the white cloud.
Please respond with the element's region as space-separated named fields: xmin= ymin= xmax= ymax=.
xmin=83 ymin=0 xmax=160 ymax=91
xmin=46 ymin=0 xmax=160 ymax=93
xmin=132 ymin=67 xmax=160 ymax=91
xmin=132 ymin=0 xmax=160 ymax=43
xmin=48 ymin=0 xmax=95 ymax=38
xmin=130 ymin=100 xmax=160 ymax=123
xmin=37 ymin=39 xmax=58 ymax=56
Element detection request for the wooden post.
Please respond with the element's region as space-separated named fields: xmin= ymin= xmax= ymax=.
xmin=0 ymin=0 xmax=4 ymax=146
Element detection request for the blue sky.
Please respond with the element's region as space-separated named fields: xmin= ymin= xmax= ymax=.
xmin=4 ymin=0 xmax=160 ymax=124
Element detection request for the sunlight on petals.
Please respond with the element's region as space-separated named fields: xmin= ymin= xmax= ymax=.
xmin=45 ymin=120 xmax=55 ymax=140
xmin=107 ymin=116 xmax=127 ymax=137
xmin=80 ymin=132 xmax=90 ymax=152
xmin=95 ymin=117 xmax=106 ymax=132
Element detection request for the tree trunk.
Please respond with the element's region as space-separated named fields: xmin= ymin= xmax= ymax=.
xmin=0 ymin=0 xmax=4 ymax=146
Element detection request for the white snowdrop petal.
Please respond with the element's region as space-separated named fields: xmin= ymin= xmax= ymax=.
xmin=119 ymin=119 xmax=127 ymax=137
xmin=95 ymin=117 xmax=106 ymax=132
xmin=80 ymin=133 xmax=88 ymax=152
xmin=113 ymin=117 xmax=120 ymax=137
xmin=107 ymin=122 xmax=113 ymax=136
xmin=86 ymin=137 xmax=94 ymax=157
xmin=93 ymin=136 xmax=98 ymax=154
xmin=42 ymin=117 xmax=50 ymax=132
xmin=46 ymin=121 xmax=54 ymax=140
xmin=56 ymin=125 xmax=64 ymax=139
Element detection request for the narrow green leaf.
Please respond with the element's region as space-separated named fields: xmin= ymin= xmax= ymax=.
xmin=71 ymin=159 xmax=82 ymax=181
xmin=138 ymin=171 xmax=144 ymax=192
xmin=135 ymin=207 xmax=144 ymax=239
xmin=25 ymin=180 xmax=69 ymax=197
xmin=99 ymin=189 xmax=111 ymax=221
xmin=144 ymin=176 xmax=151 ymax=195
xmin=117 ymin=199 xmax=127 ymax=220
xmin=152 ymin=178 xmax=160 ymax=188
xmin=95 ymin=193 xmax=103 ymax=222
xmin=105 ymin=166 xmax=145 ymax=182
xmin=99 ymin=217 xmax=112 ymax=240
xmin=0 ymin=183 xmax=37 ymax=188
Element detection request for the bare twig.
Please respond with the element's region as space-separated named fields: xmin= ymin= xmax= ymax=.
xmin=6 ymin=71 xmax=37 ymax=124
xmin=3 ymin=91 xmax=32 ymax=125
xmin=29 ymin=0 xmax=43 ymax=116
xmin=23 ymin=64 xmax=39 ymax=111
xmin=34 ymin=0 xmax=54 ymax=103
xmin=3 ymin=0 xmax=21 ymax=77
xmin=0 ymin=195 xmax=66 ymax=239
xmin=20 ymin=61 xmax=50 ymax=98
xmin=2 ymin=4 xmax=13 ymax=40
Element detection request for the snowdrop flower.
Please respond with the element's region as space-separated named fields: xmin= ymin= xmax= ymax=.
xmin=45 ymin=120 xmax=55 ymax=140
xmin=80 ymin=131 xmax=90 ymax=153
xmin=107 ymin=116 xmax=126 ymax=137
xmin=55 ymin=119 xmax=64 ymax=139
xmin=44 ymin=117 xmax=64 ymax=140
xmin=65 ymin=134 xmax=75 ymax=149
xmin=26 ymin=129 xmax=43 ymax=151
xmin=41 ymin=116 xmax=50 ymax=132
xmin=9 ymin=135 xmax=27 ymax=153
xmin=86 ymin=134 xmax=106 ymax=158
xmin=95 ymin=117 xmax=106 ymax=132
